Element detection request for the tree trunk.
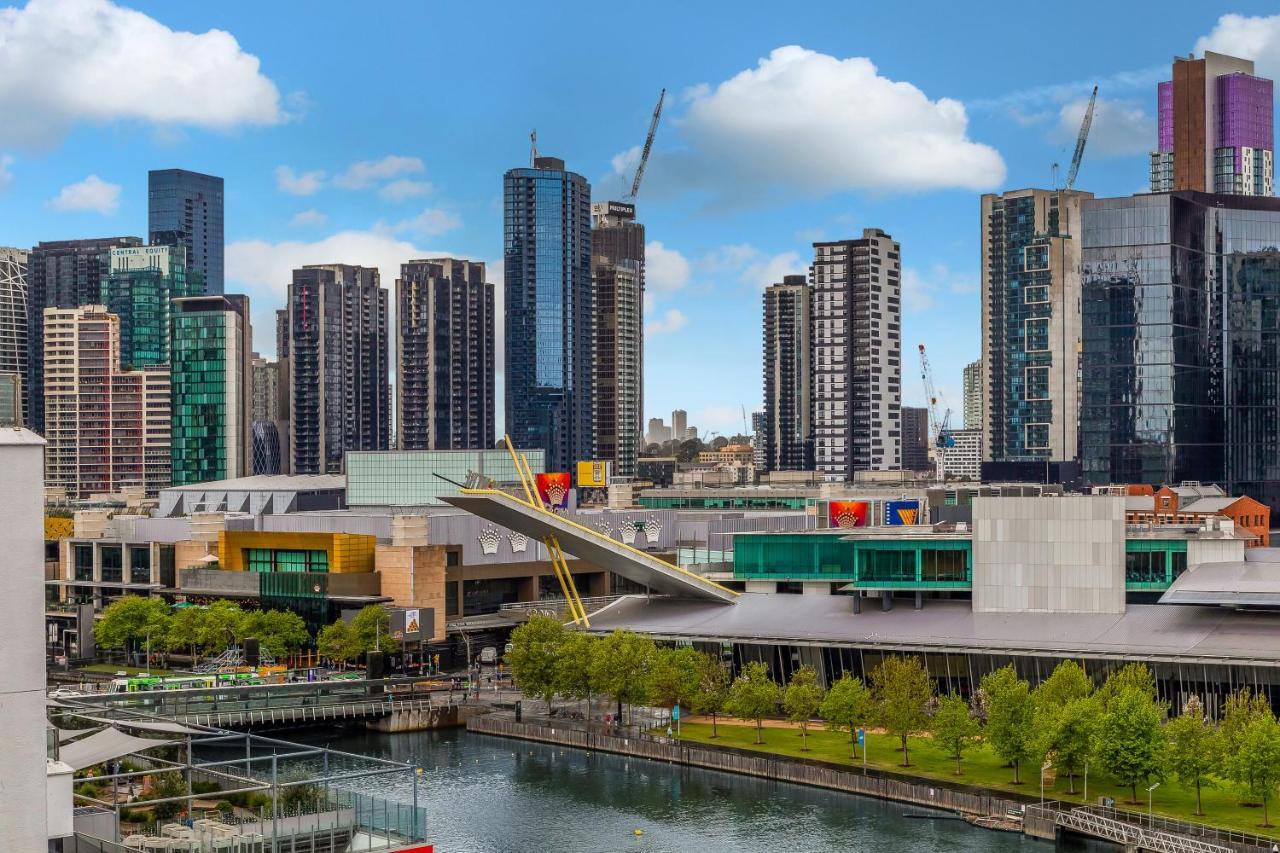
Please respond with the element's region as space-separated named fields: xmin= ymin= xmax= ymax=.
xmin=1131 ymin=782 xmax=1137 ymax=804
xmin=1013 ymin=759 xmax=1021 ymax=785
xmin=955 ymin=752 xmax=962 ymax=775
xmin=1263 ymin=793 xmax=1270 ymax=829
xmin=711 ymin=711 xmax=718 ymax=738
xmin=900 ymin=735 xmax=909 ymax=767
xmin=755 ymin=718 xmax=763 ymax=744
xmin=850 ymin=726 xmax=856 ymax=759
xmin=801 ymin=725 xmax=808 ymax=751
xmin=1195 ymin=779 xmax=1202 ymax=816
xmin=1067 ymin=771 xmax=1076 ymax=795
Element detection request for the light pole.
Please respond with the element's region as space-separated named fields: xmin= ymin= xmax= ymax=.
xmin=144 ymin=628 xmax=152 ymax=675
xmin=1082 ymin=760 xmax=1088 ymax=805
xmin=1147 ymin=782 xmax=1161 ymax=828
xmin=1040 ymin=760 xmax=1052 ymax=806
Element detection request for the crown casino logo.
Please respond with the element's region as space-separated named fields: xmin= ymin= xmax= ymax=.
xmin=828 ymin=500 xmax=869 ymax=529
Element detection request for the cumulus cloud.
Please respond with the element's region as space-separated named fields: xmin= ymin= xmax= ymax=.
xmin=614 ymin=46 xmax=1004 ymax=203
xmin=378 ymin=179 xmax=434 ymax=201
xmin=696 ymin=242 xmax=806 ymax=290
xmin=49 ymin=174 xmax=120 ymax=214
xmin=1053 ymin=96 xmax=1153 ymax=158
xmin=275 ymin=165 xmax=325 ymax=196
xmin=390 ymin=207 xmax=462 ymax=237
xmin=1196 ymin=14 xmax=1280 ymax=80
xmin=334 ymin=155 xmax=424 ymax=190
xmin=646 ymin=241 xmax=691 ymax=293
xmin=645 ymin=308 xmax=688 ymax=336
xmin=0 ymin=0 xmax=285 ymax=146
xmin=289 ymin=209 xmax=328 ymax=228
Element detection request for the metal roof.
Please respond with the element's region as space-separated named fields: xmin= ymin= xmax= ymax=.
xmin=161 ymin=474 xmax=346 ymax=492
xmin=1160 ymin=557 xmax=1280 ymax=607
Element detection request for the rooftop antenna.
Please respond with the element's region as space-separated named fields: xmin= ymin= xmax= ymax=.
xmin=530 ymin=129 xmax=538 ymax=167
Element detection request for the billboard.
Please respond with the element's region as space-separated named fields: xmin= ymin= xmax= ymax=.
xmin=884 ymin=500 xmax=921 ymax=526
xmin=576 ymin=460 xmax=611 ymax=488
xmin=828 ymin=500 xmax=869 ymax=529
xmin=535 ymin=472 xmax=571 ymax=509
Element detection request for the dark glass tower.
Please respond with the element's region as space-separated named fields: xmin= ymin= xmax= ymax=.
xmin=148 ymin=169 xmax=224 ymax=294
xmin=762 ymin=276 xmax=813 ymax=471
xmin=503 ymin=156 xmax=594 ymax=470
xmin=101 ymin=245 xmax=196 ymax=369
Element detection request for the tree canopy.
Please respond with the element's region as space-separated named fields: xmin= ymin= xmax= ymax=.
xmin=870 ymin=656 xmax=931 ymax=767
xmin=932 ymin=693 xmax=982 ymax=775
xmin=506 ymin=614 xmax=569 ymax=712
xmin=819 ymin=673 xmax=874 ymax=758
xmin=725 ymin=661 xmax=782 ymax=744
xmin=1095 ymin=686 xmax=1166 ymax=803
xmin=783 ymin=666 xmax=824 ymax=750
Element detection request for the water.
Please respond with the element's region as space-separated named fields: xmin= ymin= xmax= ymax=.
xmin=306 ymin=727 xmax=1050 ymax=853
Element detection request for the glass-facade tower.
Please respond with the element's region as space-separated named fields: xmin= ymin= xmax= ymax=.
xmin=102 ymin=245 xmax=196 ymax=369
xmin=0 ymin=247 xmax=27 ymax=423
xmin=148 ymin=169 xmax=224 ymax=294
xmin=503 ymin=156 xmax=594 ymax=471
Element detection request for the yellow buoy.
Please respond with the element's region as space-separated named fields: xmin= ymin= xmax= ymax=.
xmin=633 ymin=828 xmax=645 ymax=837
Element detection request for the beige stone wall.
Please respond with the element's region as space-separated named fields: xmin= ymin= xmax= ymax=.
xmin=376 ymin=544 xmax=447 ymax=641
xmin=175 ymin=539 xmax=218 ymax=572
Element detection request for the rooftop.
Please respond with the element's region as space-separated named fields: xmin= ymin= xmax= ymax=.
xmin=161 ymin=474 xmax=346 ymax=492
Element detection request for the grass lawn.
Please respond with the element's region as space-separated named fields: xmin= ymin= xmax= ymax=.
xmin=674 ymin=721 xmax=1280 ymax=840
xmin=75 ymin=664 xmax=177 ymax=677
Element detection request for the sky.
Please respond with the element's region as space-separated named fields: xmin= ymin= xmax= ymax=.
xmin=3 ymin=0 xmax=1280 ymax=438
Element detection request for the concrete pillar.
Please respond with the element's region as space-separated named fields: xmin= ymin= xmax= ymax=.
xmin=915 ymin=591 xmax=923 ymax=610
xmin=881 ymin=591 xmax=893 ymax=611
xmin=744 ymin=581 xmax=776 ymax=594
xmin=801 ymin=582 xmax=830 ymax=596
xmin=585 ymin=572 xmax=608 ymax=598
xmin=516 ymin=575 xmax=537 ymax=602
xmin=853 ymin=593 xmax=861 ymax=614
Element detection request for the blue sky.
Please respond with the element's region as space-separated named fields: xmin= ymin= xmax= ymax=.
xmin=3 ymin=0 xmax=1280 ymax=438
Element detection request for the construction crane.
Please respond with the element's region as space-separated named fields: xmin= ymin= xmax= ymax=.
xmin=529 ymin=129 xmax=538 ymax=167
xmin=625 ymin=88 xmax=666 ymax=201
xmin=918 ymin=344 xmax=954 ymax=449
xmin=1064 ymin=86 xmax=1097 ymax=192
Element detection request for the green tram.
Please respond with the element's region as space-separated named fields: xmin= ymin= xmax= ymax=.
xmin=108 ymin=672 xmax=263 ymax=693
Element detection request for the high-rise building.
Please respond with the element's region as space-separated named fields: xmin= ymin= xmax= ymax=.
xmin=43 ymin=306 xmax=170 ymax=497
xmin=981 ymin=188 xmax=1091 ymax=465
xmin=148 ymin=168 xmax=224 ymax=293
xmin=250 ymin=354 xmax=282 ymax=476
xmin=962 ymin=359 xmax=983 ymax=431
xmin=939 ymin=428 xmax=981 ymax=481
xmin=395 ymin=258 xmax=495 ymax=451
xmin=503 ymin=155 xmax=594 ymax=471
xmin=810 ymin=229 xmax=902 ymax=479
xmin=591 ymin=201 xmax=644 ymax=478
xmin=102 ymin=244 xmax=196 ymax=369
xmin=1150 ymin=52 xmax=1274 ymax=196
xmin=761 ymin=276 xmax=813 ymax=471
xmin=900 ymin=406 xmax=930 ymax=472
xmin=671 ymin=409 xmax=687 ymax=440
xmin=273 ymin=308 xmax=292 ymax=473
xmin=0 ymin=247 xmax=27 ymax=421
xmin=645 ymin=417 xmax=669 ymax=446
xmin=170 ymin=295 xmax=252 ymax=485
xmin=25 ymin=237 xmax=142 ymax=432
xmin=287 ymin=264 xmax=389 ymax=474
xmin=1080 ymin=191 xmax=1280 ymax=510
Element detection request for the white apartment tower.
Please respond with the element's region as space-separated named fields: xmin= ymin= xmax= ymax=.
xmin=810 ymin=229 xmax=902 ymax=479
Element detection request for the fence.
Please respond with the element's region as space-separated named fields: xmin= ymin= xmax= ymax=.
xmin=1026 ymin=802 xmax=1280 ymax=852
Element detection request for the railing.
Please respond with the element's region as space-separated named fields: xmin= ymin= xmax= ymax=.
xmin=499 ymin=595 xmax=624 ymax=617
xmin=1026 ymin=803 xmax=1279 ymax=852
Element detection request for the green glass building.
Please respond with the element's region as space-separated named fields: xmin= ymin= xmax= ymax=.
xmin=346 ymin=448 xmax=546 ymax=506
xmin=102 ymin=245 xmax=199 ymax=369
xmin=170 ymin=295 xmax=252 ymax=486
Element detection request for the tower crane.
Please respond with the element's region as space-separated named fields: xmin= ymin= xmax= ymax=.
xmin=1064 ymin=85 xmax=1097 ymax=192
xmin=625 ymin=89 xmax=666 ymax=201
xmin=918 ymin=344 xmax=954 ymax=449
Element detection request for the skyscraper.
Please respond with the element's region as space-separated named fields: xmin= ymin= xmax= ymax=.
xmin=981 ymin=188 xmax=1091 ymax=465
xmin=395 ymin=258 xmax=495 ymax=451
xmin=591 ymin=201 xmax=644 ymax=478
xmin=962 ymin=359 xmax=983 ymax=431
xmin=810 ymin=229 xmax=902 ymax=479
xmin=250 ymin=354 xmax=282 ymax=476
xmin=671 ymin=409 xmax=687 ymax=441
xmin=762 ymin=276 xmax=813 ymax=471
xmin=503 ymin=155 xmax=593 ymax=471
xmin=170 ymin=295 xmax=252 ymax=485
xmin=148 ymin=168 xmax=224 ymax=294
xmin=900 ymin=406 xmax=930 ymax=472
xmin=102 ymin=244 xmax=196 ymax=369
xmin=1150 ymin=52 xmax=1274 ymax=196
xmin=43 ymin=306 xmax=170 ymax=497
xmin=287 ymin=264 xmax=389 ymax=474
xmin=25 ymin=236 xmax=142 ymax=432
xmin=0 ymin=247 xmax=27 ymax=422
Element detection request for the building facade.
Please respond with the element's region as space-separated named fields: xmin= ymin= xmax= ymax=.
xmin=287 ymin=265 xmax=390 ymax=474
xmin=251 ymin=355 xmax=279 ymax=423
xmin=43 ymin=306 xmax=171 ymax=497
xmin=395 ymin=258 xmax=494 ymax=452
xmin=939 ymin=428 xmax=981 ymax=481
xmin=762 ymin=276 xmax=813 ymax=471
xmin=672 ymin=410 xmax=688 ymax=441
xmin=170 ymin=295 xmax=252 ymax=486
xmin=148 ymin=168 xmax=224 ymax=293
xmin=102 ymin=245 xmax=196 ymax=369
xmin=504 ymin=156 xmax=594 ymax=472
xmin=0 ymin=247 xmax=26 ymax=422
xmin=900 ymin=406 xmax=930 ymax=472
xmin=25 ymin=237 xmax=142 ymax=433
xmin=811 ymin=229 xmax=902 ymax=478
xmin=591 ymin=201 xmax=644 ymax=478
xmin=962 ymin=358 xmax=982 ymax=431
xmin=981 ymin=189 xmax=1091 ymax=465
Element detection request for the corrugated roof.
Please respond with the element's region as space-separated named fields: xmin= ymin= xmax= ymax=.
xmin=1160 ymin=559 xmax=1280 ymax=607
xmin=162 ymin=475 xmax=345 ymax=492
xmin=1179 ymin=497 xmax=1238 ymax=514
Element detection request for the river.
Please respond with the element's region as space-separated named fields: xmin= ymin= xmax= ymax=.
xmin=304 ymin=727 xmax=1051 ymax=853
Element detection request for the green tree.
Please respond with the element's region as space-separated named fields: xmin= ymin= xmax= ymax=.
xmin=1033 ymin=660 xmax=1093 ymax=712
xmin=870 ymin=656 xmax=932 ymax=767
xmin=241 ymin=609 xmax=310 ymax=659
xmin=1096 ymin=662 xmax=1157 ymax=708
xmin=554 ymin=632 xmax=599 ymax=721
xmin=783 ymin=666 xmax=824 ymax=751
xmin=507 ymin=614 xmax=569 ymax=713
xmin=1165 ymin=695 xmax=1218 ymax=816
xmin=165 ymin=606 xmax=207 ymax=662
xmin=350 ymin=605 xmax=398 ymax=656
xmin=316 ymin=620 xmax=355 ymax=667
xmin=589 ymin=630 xmax=657 ymax=724
xmin=932 ymin=693 xmax=982 ymax=775
xmin=1224 ymin=713 xmax=1280 ymax=827
xmin=1039 ymin=697 xmax=1099 ymax=795
xmin=982 ymin=665 xmax=1036 ymax=784
xmin=1095 ymin=687 xmax=1166 ymax=803
xmin=690 ymin=654 xmax=731 ymax=738
xmin=648 ymin=646 xmax=704 ymax=712
xmin=1219 ymin=688 xmax=1273 ymax=774
xmin=197 ymin=600 xmax=246 ymax=652
xmin=819 ymin=673 xmax=874 ymax=759
xmin=94 ymin=596 xmax=171 ymax=664
xmin=724 ymin=661 xmax=782 ymax=744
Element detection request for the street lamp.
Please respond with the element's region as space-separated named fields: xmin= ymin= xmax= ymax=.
xmin=1147 ymin=782 xmax=1161 ymax=828
xmin=1040 ymin=760 xmax=1053 ymax=806
xmin=1082 ymin=760 xmax=1089 ymax=805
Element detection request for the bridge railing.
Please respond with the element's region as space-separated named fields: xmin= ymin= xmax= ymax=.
xmin=1027 ymin=802 xmax=1279 ymax=852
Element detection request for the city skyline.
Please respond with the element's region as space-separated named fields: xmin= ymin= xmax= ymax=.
xmin=3 ymin=2 xmax=1280 ymax=437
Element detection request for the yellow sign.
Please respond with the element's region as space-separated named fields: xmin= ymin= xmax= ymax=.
xmin=576 ymin=460 xmax=610 ymax=488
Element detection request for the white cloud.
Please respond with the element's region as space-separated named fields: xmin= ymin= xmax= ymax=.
xmin=378 ymin=179 xmax=434 ymax=201
xmin=645 ymin=308 xmax=688 ymax=336
xmin=743 ymin=251 xmax=802 ymax=290
xmin=1196 ymin=14 xmax=1280 ymax=80
xmin=1053 ymin=97 xmax=1153 ymax=158
xmin=0 ymin=154 xmax=12 ymax=189
xmin=49 ymin=174 xmax=120 ymax=214
xmin=275 ymin=165 xmax=325 ymax=196
xmin=390 ymin=207 xmax=462 ymax=237
xmin=646 ymin=241 xmax=691 ymax=293
xmin=0 ymin=0 xmax=285 ymax=146
xmin=334 ymin=155 xmax=424 ymax=190
xmin=901 ymin=268 xmax=936 ymax=312
xmin=289 ymin=209 xmax=328 ymax=228
xmin=901 ymin=263 xmax=977 ymax=312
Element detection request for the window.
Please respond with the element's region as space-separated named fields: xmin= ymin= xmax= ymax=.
xmin=1024 ymin=245 xmax=1050 ymax=271
xmin=1025 ymin=366 xmax=1050 ymax=401
xmin=1025 ymin=285 xmax=1049 ymax=304
xmin=920 ymin=549 xmax=968 ymax=583
xmin=74 ymin=545 xmax=94 ymax=582
xmin=1025 ymin=317 xmax=1050 ymax=352
xmin=1126 ymin=550 xmax=1168 ymax=585
xmin=1026 ymin=423 xmax=1050 ymax=450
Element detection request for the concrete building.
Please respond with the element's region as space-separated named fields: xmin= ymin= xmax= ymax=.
xmin=25 ymin=237 xmax=143 ymax=432
xmin=938 ymin=428 xmax=981 ymax=481
xmin=591 ymin=201 xmax=644 ymax=478
xmin=346 ymin=448 xmax=546 ymax=507
xmin=1150 ymin=51 xmax=1273 ymax=196
xmin=811 ymin=229 xmax=902 ymax=478
xmin=395 ymin=258 xmax=494 ymax=451
xmin=762 ymin=276 xmax=813 ymax=471
xmin=962 ymin=358 xmax=982 ymax=431
xmin=0 ymin=247 xmax=27 ymax=423
xmin=287 ymin=264 xmax=390 ymax=474
xmin=900 ymin=406 xmax=929 ymax=472
xmin=672 ymin=410 xmax=687 ymax=441
xmin=170 ymin=295 xmax=252 ymax=485
xmin=148 ymin=168 xmax=224 ymax=293
xmin=646 ymin=417 xmax=670 ymax=446
xmin=103 ymin=244 xmax=198 ymax=369
xmin=44 ymin=307 xmax=171 ymax=497
xmin=981 ymin=188 xmax=1091 ymax=467
xmin=751 ymin=410 xmax=766 ymax=468
xmin=504 ymin=156 xmax=594 ymax=472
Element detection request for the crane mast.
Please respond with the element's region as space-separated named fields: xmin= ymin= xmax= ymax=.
xmin=626 ymin=89 xmax=666 ymax=201
xmin=917 ymin=344 xmax=954 ymax=449
xmin=1064 ymin=86 xmax=1097 ymax=192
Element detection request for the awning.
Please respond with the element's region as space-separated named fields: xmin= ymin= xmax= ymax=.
xmin=85 ymin=717 xmax=209 ymax=736
xmin=58 ymin=728 xmax=175 ymax=771
xmin=57 ymin=726 xmax=104 ymax=744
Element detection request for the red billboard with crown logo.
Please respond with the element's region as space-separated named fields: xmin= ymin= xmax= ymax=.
xmin=535 ymin=472 xmax=571 ymax=509
xmin=828 ymin=500 xmax=869 ymax=529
